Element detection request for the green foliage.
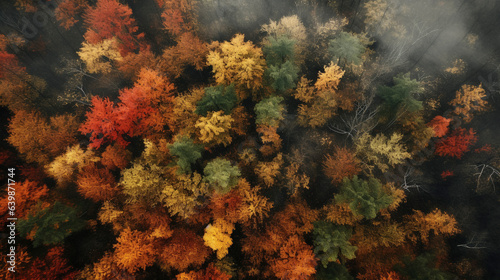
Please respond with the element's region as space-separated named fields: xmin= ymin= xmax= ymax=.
xmin=204 ymin=158 xmax=241 ymax=194
xmin=169 ymin=136 xmax=204 ymax=174
xmin=395 ymin=253 xmax=455 ymax=280
xmin=313 ymin=221 xmax=357 ymax=267
xmin=267 ymin=61 xmax=299 ymax=92
xmin=335 ymin=175 xmax=393 ymax=219
xmin=378 ymin=73 xmax=423 ymax=116
xmin=264 ymin=36 xmax=296 ymax=66
xmin=195 ymin=84 xmax=238 ymax=116
xmin=328 ymin=32 xmax=367 ymax=66
xmin=316 ymin=262 xmax=354 ymax=280
xmin=18 ymin=201 xmax=85 ymax=247
xmin=254 ymin=96 xmax=285 ymax=127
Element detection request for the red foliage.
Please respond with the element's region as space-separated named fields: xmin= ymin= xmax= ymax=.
xmin=0 ymin=50 xmax=24 ymax=79
xmin=79 ymin=96 xmax=124 ymax=148
xmin=14 ymin=247 xmax=77 ymax=280
xmin=435 ymin=128 xmax=477 ymax=159
xmin=474 ymin=144 xmax=492 ymax=153
xmin=210 ymin=190 xmax=244 ymax=223
xmin=101 ymin=143 xmax=131 ymax=170
xmin=323 ymin=146 xmax=361 ymax=184
xmin=441 ymin=170 xmax=454 ymax=180
xmin=0 ymin=180 xmax=48 ymax=222
xmin=19 ymin=166 xmax=47 ymax=182
xmin=83 ymin=0 xmax=144 ymax=55
xmin=428 ymin=116 xmax=451 ymax=138
xmin=55 ymin=0 xmax=89 ymax=30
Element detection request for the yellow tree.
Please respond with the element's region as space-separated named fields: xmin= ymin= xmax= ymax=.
xmin=206 ymin=34 xmax=266 ymax=99
xmin=46 ymin=145 xmax=100 ymax=186
xmin=195 ymin=111 xmax=233 ymax=146
xmin=203 ymin=219 xmax=234 ymax=259
xmin=450 ymin=84 xmax=488 ymax=123
xmin=354 ymin=132 xmax=411 ymax=173
xmin=160 ymin=172 xmax=209 ymax=219
xmin=255 ymin=153 xmax=283 ymax=187
xmin=77 ymin=38 xmax=123 ymax=74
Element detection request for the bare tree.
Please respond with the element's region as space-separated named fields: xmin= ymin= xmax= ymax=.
xmin=457 ymin=233 xmax=488 ymax=250
xmin=470 ymin=163 xmax=499 ymax=194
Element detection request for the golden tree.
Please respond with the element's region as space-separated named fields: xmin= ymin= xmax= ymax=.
xmin=113 ymin=228 xmax=156 ymax=273
xmin=203 ymin=219 xmax=234 ymax=259
xmin=450 ymin=84 xmax=488 ymax=123
xmin=195 ymin=111 xmax=233 ymax=146
xmin=323 ymin=146 xmax=361 ymax=184
xmin=77 ymin=38 xmax=122 ymax=74
xmin=206 ymin=34 xmax=266 ymax=98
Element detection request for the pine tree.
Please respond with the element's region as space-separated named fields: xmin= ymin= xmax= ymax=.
xmin=204 ymin=158 xmax=241 ymax=194
xmin=168 ymin=136 xmax=204 ymax=174
xmin=195 ymin=84 xmax=238 ymax=116
xmin=254 ymin=96 xmax=285 ymax=127
xmin=313 ymin=221 xmax=358 ymax=267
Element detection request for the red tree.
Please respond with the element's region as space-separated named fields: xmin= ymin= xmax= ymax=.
xmin=83 ymin=0 xmax=144 ymax=55
xmin=0 ymin=50 xmax=24 ymax=79
xmin=435 ymin=128 xmax=477 ymax=159
xmin=428 ymin=116 xmax=451 ymax=138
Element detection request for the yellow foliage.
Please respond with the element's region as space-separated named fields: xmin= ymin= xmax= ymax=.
xmin=203 ymin=219 xmax=234 ymax=259
xmin=405 ymin=209 xmax=460 ymax=245
xmin=237 ymin=179 xmax=274 ymax=226
xmin=323 ymin=203 xmax=362 ymax=226
xmin=173 ymin=87 xmax=205 ymax=135
xmin=78 ymin=38 xmax=123 ymax=74
xmin=161 ymin=172 xmax=209 ymax=219
xmin=46 ymin=145 xmax=99 ymax=186
xmin=206 ymin=34 xmax=266 ymax=98
xmin=195 ymin=111 xmax=233 ymax=146
xmin=355 ymin=132 xmax=411 ymax=173
xmin=450 ymin=84 xmax=488 ymax=123
xmin=255 ymin=153 xmax=283 ymax=187
xmin=314 ymin=62 xmax=345 ymax=93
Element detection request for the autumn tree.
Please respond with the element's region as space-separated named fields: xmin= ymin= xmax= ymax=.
xmin=168 ymin=136 xmax=204 ymax=174
xmin=450 ymin=84 xmax=488 ymax=123
xmin=158 ymin=0 xmax=198 ymax=37
xmin=46 ymin=145 xmax=100 ymax=186
xmin=161 ymin=172 xmax=209 ymax=219
xmin=8 ymin=110 xmax=79 ymax=165
xmin=18 ymin=201 xmax=85 ymax=247
xmin=428 ymin=116 xmax=451 ymax=138
xmin=101 ymin=143 xmax=132 ymax=170
xmin=354 ymin=132 xmax=411 ymax=173
xmin=77 ymin=164 xmax=119 ymax=202
xmin=204 ymin=158 xmax=241 ymax=194
xmin=120 ymin=160 xmax=166 ymax=205
xmin=261 ymin=15 xmax=307 ymax=65
xmin=0 ymin=180 xmax=48 ymax=221
xmin=158 ymin=228 xmax=211 ymax=271
xmin=195 ymin=111 xmax=234 ymax=146
xmin=335 ymin=176 xmax=393 ymax=219
xmin=55 ymin=0 xmax=89 ymax=30
xmin=257 ymin=125 xmax=283 ymax=156
xmin=435 ymin=128 xmax=477 ymax=159
xmin=313 ymin=221 xmax=357 ymax=267
xmin=83 ymin=0 xmax=144 ymax=55
xmin=204 ymin=219 xmax=234 ymax=259
xmin=263 ymin=36 xmax=299 ymax=92
xmin=113 ymin=228 xmax=156 ymax=273
xmin=196 ymin=84 xmax=238 ymax=116
xmin=404 ymin=209 xmax=460 ymax=245
xmin=255 ymin=153 xmax=284 ymax=187
xmin=162 ymin=32 xmax=208 ymax=78
xmin=254 ymin=96 xmax=285 ymax=127
xmin=176 ymin=263 xmax=232 ymax=280
xmin=269 ymin=235 xmax=317 ymax=280
xmin=323 ymin=146 xmax=361 ymax=184
xmin=78 ymin=38 xmax=123 ymax=74
xmin=206 ymin=34 xmax=266 ymax=99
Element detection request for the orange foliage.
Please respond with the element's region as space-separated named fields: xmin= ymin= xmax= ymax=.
xmin=83 ymin=0 xmax=144 ymax=55
xmin=405 ymin=209 xmax=460 ymax=245
xmin=450 ymin=84 xmax=488 ymax=123
xmin=256 ymin=125 xmax=282 ymax=156
xmin=55 ymin=0 xmax=89 ymax=30
xmin=441 ymin=170 xmax=454 ymax=180
xmin=79 ymin=96 xmax=123 ymax=148
xmin=77 ymin=164 xmax=119 ymax=202
xmin=114 ymin=228 xmax=156 ymax=273
xmin=117 ymin=47 xmax=159 ymax=80
xmin=323 ymin=203 xmax=362 ymax=226
xmin=0 ymin=180 xmax=48 ymax=222
xmin=323 ymin=146 xmax=361 ymax=184
xmin=428 ymin=116 xmax=451 ymax=137
xmin=269 ymin=235 xmax=317 ymax=280
xmin=162 ymin=32 xmax=208 ymax=78
xmin=158 ymin=228 xmax=210 ymax=271
xmin=101 ymin=143 xmax=132 ymax=170
xmin=435 ymin=128 xmax=477 ymax=159
xmin=176 ymin=263 xmax=232 ymax=280
xmin=158 ymin=0 xmax=197 ymax=36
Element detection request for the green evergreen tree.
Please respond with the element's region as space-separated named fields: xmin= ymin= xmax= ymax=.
xmin=335 ymin=175 xmax=393 ymax=219
xmin=395 ymin=253 xmax=455 ymax=280
xmin=377 ymin=73 xmax=423 ymax=117
xmin=313 ymin=221 xmax=357 ymax=267
xmin=18 ymin=201 xmax=85 ymax=247
xmin=328 ymin=32 xmax=367 ymax=66
xmin=168 ymin=136 xmax=204 ymax=174
xmin=267 ymin=61 xmax=299 ymax=92
xmin=263 ymin=36 xmax=296 ymax=66
xmin=204 ymin=158 xmax=241 ymax=194
xmin=195 ymin=84 xmax=238 ymax=116
xmin=254 ymin=96 xmax=285 ymax=127
xmin=316 ymin=262 xmax=354 ymax=280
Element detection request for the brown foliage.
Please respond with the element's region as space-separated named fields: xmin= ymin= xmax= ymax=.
xmin=269 ymin=235 xmax=317 ymax=280
xmin=101 ymin=144 xmax=132 ymax=170
xmin=114 ymin=228 xmax=156 ymax=273
xmin=161 ymin=32 xmax=208 ymax=78
xmin=323 ymin=146 xmax=361 ymax=184
xmin=158 ymin=228 xmax=210 ymax=271
xmin=55 ymin=0 xmax=89 ymax=30
xmin=77 ymin=164 xmax=119 ymax=202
